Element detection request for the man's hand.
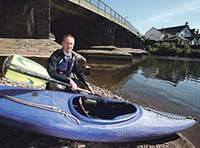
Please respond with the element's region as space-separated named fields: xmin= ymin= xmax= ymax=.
xmin=87 ymin=85 xmax=95 ymax=95
xmin=70 ymin=79 xmax=78 ymax=91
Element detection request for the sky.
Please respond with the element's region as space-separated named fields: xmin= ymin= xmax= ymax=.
xmin=103 ymin=0 xmax=200 ymax=35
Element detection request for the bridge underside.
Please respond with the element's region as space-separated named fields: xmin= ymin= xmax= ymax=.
xmin=51 ymin=0 xmax=143 ymax=49
xmin=51 ymin=1 xmax=143 ymax=48
xmin=0 ymin=0 xmax=144 ymax=49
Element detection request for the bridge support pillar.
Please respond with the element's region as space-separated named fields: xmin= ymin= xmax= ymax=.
xmin=0 ymin=0 xmax=50 ymax=38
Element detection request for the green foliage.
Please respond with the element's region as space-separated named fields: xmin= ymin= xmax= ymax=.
xmin=183 ymin=44 xmax=191 ymax=55
xmin=176 ymin=47 xmax=182 ymax=54
xmin=145 ymin=41 xmax=199 ymax=58
xmin=146 ymin=45 xmax=158 ymax=53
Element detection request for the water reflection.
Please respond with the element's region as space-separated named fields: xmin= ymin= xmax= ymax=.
xmin=141 ymin=56 xmax=200 ymax=86
xmin=87 ymin=56 xmax=200 ymax=90
xmin=87 ymin=56 xmax=200 ymax=147
xmin=87 ymin=59 xmax=140 ymax=90
xmin=134 ymin=56 xmax=200 ymax=115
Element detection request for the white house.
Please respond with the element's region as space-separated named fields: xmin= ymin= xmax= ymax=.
xmin=145 ymin=23 xmax=192 ymax=45
xmin=187 ymin=36 xmax=200 ymax=45
xmin=145 ymin=27 xmax=163 ymax=41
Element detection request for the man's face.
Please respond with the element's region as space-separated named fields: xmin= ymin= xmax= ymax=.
xmin=62 ymin=36 xmax=75 ymax=53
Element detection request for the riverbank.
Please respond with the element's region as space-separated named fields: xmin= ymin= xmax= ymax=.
xmin=0 ymin=38 xmax=196 ymax=147
xmin=0 ymin=38 xmax=147 ymax=59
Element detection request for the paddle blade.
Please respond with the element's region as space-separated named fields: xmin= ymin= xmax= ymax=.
xmin=2 ymin=55 xmax=49 ymax=86
xmin=4 ymin=68 xmax=48 ymax=86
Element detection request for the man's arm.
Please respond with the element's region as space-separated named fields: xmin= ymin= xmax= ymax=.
xmin=73 ymin=59 xmax=94 ymax=94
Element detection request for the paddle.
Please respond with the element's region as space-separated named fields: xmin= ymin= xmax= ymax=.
xmin=2 ymin=54 xmax=91 ymax=94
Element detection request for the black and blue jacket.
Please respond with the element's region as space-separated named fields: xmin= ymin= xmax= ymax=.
xmin=47 ymin=48 xmax=90 ymax=87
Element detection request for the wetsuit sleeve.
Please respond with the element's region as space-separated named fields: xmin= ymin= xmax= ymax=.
xmin=47 ymin=50 xmax=70 ymax=84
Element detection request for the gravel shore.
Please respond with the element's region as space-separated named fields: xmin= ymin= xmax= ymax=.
xmin=0 ymin=38 xmax=196 ymax=148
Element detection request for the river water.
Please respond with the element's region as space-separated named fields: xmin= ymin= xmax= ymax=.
xmin=86 ymin=56 xmax=200 ymax=147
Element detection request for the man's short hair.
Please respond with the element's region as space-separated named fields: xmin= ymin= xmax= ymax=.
xmin=62 ymin=34 xmax=75 ymax=41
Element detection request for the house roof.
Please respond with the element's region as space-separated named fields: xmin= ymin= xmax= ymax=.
xmin=145 ymin=27 xmax=158 ymax=35
xmin=185 ymin=36 xmax=196 ymax=40
xmin=158 ymin=25 xmax=190 ymax=34
xmin=190 ymin=29 xmax=196 ymax=35
xmin=186 ymin=34 xmax=200 ymax=40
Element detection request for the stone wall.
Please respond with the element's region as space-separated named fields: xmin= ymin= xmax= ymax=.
xmin=0 ymin=0 xmax=50 ymax=38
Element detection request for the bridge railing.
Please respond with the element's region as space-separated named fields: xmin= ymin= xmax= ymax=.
xmin=85 ymin=0 xmax=141 ymax=36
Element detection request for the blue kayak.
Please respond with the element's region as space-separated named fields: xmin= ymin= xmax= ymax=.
xmin=0 ymin=85 xmax=197 ymax=142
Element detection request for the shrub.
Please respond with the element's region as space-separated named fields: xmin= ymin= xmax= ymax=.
xmin=145 ymin=41 xmax=197 ymax=57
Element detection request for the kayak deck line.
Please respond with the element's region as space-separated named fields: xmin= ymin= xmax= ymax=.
xmin=144 ymin=107 xmax=197 ymax=121
xmin=0 ymin=92 xmax=80 ymax=124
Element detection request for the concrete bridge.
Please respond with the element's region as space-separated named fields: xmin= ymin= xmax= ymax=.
xmin=0 ymin=0 xmax=144 ymax=49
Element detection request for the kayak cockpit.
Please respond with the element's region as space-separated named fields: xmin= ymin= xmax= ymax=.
xmin=69 ymin=95 xmax=142 ymax=124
